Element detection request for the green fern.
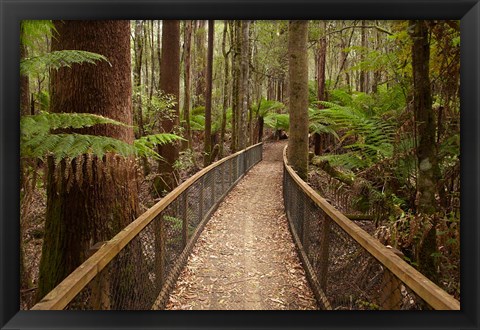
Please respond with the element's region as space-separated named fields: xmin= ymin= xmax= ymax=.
xmin=252 ymin=98 xmax=285 ymax=118
xmin=134 ymin=133 xmax=185 ymax=160
xmin=315 ymin=101 xmax=396 ymax=170
xmin=21 ymin=50 xmax=109 ymax=76
xmin=264 ymin=113 xmax=290 ymax=131
xmin=21 ymin=112 xmax=183 ymax=162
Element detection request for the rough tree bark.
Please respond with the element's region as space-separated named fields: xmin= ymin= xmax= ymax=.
xmin=237 ymin=20 xmax=250 ymax=150
xmin=219 ymin=20 xmax=230 ymax=158
xmin=287 ymin=20 xmax=309 ymax=181
xmin=204 ymin=20 xmax=214 ymax=166
xmin=37 ymin=20 xmax=139 ymax=300
xmin=193 ymin=20 xmax=206 ymax=108
xmin=157 ymin=20 xmax=180 ymax=193
xmin=410 ymin=19 xmax=439 ymax=283
xmin=182 ymin=20 xmax=193 ymax=151
xmin=230 ymin=21 xmax=240 ymax=152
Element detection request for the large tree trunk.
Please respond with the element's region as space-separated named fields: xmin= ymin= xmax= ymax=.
xmin=237 ymin=20 xmax=250 ymax=150
xmin=230 ymin=21 xmax=240 ymax=152
xmin=182 ymin=20 xmax=193 ymax=151
xmin=410 ymin=19 xmax=439 ymax=283
xmin=219 ymin=20 xmax=230 ymax=158
xmin=37 ymin=20 xmax=139 ymax=301
xmin=287 ymin=20 xmax=309 ymax=181
xmin=204 ymin=20 xmax=214 ymax=166
xmin=157 ymin=20 xmax=180 ymax=193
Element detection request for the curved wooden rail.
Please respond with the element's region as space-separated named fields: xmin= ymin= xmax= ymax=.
xmin=32 ymin=143 xmax=263 ymax=310
xmin=283 ymin=146 xmax=460 ymax=310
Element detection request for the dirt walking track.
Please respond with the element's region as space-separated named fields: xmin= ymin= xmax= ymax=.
xmin=164 ymin=141 xmax=317 ymax=310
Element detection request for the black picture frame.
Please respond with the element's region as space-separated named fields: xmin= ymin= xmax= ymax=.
xmin=1 ymin=0 xmax=478 ymax=329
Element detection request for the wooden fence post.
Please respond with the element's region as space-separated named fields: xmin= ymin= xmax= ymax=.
xmin=301 ymin=203 xmax=310 ymax=254
xmin=88 ymin=242 xmax=110 ymax=309
xmin=199 ymin=176 xmax=204 ymax=221
xmin=211 ymin=170 xmax=216 ymax=206
xmin=380 ymin=269 xmax=403 ymax=310
xmin=221 ymin=163 xmax=225 ymax=195
xmin=182 ymin=191 xmax=188 ymax=248
xmin=319 ymin=216 xmax=331 ymax=292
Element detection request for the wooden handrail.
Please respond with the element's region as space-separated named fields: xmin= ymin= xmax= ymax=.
xmin=32 ymin=143 xmax=263 ymax=310
xmin=283 ymin=146 xmax=460 ymax=310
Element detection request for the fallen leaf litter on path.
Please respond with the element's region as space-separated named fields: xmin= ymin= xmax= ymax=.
xmin=164 ymin=142 xmax=318 ymax=310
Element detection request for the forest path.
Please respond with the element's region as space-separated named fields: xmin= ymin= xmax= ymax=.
xmin=164 ymin=141 xmax=317 ymax=310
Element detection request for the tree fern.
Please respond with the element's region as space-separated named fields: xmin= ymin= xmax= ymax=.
xmin=315 ymin=101 xmax=396 ymax=170
xmin=21 ymin=112 xmax=183 ymax=162
xmin=264 ymin=113 xmax=290 ymax=131
xmin=21 ymin=50 xmax=109 ymax=76
xmin=252 ymin=98 xmax=284 ymax=118
xmin=134 ymin=133 xmax=185 ymax=160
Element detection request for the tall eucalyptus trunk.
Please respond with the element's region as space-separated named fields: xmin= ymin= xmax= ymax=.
xmin=219 ymin=20 xmax=230 ymax=157
xmin=37 ymin=20 xmax=139 ymax=301
xmin=157 ymin=20 xmax=180 ymax=193
xmin=182 ymin=20 xmax=193 ymax=150
xmin=410 ymin=19 xmax=439 ymax=283
xmin=204 ymin=20 xmax=214 ymax=166
xmin=287 ymin=20 xmax=309 ymax=181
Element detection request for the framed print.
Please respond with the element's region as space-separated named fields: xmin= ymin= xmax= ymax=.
xmin=1 ymin=0 xmax=479 ymax=329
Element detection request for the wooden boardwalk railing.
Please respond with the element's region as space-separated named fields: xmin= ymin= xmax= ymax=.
xmin=32 ymin=143 xmax=263 ymax=310
xmin=283 ymin=146 xmax=460 ymax=310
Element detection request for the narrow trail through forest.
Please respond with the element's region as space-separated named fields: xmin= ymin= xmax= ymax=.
xmin=164 ymin=141 xmax=317 ymax=310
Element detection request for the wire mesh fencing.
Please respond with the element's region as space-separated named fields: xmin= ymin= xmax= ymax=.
xmin=32 ymin=143 xmax=263 ymax=311
xmin=283 ymin=147 xmax=459 ymax=311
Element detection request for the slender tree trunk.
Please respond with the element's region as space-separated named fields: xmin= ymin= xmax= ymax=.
xmin=359 ymin=20 xmax=367 ymax=93
xmin=157 ymin=20 xmax=180 ymax=193
xmin=238 ymin=20 xmax=250 ymax=150
xmin=314 ymin=21 xmax=327 ymax=156
xmin=220 ymin=20 xmax=230 ymax=158
xmin=231 ymin=21 xmax=240 ymax=152
xmin=193 ymin=20 xmax=206 ymax=108
xmin=133 ymin=20 xmax=144 ymax=138
xmin=182 ymin=20 xmax=193 ymax=150
xmin=20 ymin=44 xmax=30 ymax=116
xmin=410 ymin=19 xmax=439 ymax=283
xmin=204 ymin=20 xmax=214 ymax=166
xmin=149 ymin=20 xmax=155 ymax=101
xmin=372 ymin=21 xmax=382 ymax=93
xmin=287 ymin=20 xmax=309 ymax=181
xmin=37 ymin=20 xmax=139 ymax=301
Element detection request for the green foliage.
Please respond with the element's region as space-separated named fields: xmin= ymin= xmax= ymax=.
xmin=314 ymin=100 xmax=395 ymax=170
xmin=308 ymin=107 xmax=339 ymax=139
xmin=20 ymin=20 xmax=55 ymax=47
xmin=21 ymin=50 xmax=110 ymax=76
xmin=264 ymin=113 xmax=289 ymax=131
xmin=21 ymin=112 xmax=183 ymax=162
xmin=252 ymin=98 xmax=284 ymax=118
xmin=134 ymin=133 xmax=185 ymax=160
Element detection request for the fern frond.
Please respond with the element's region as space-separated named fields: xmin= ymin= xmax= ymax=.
xmin=20 ymin=50 xmax=109 ymax=76
xmin=21 ymin=112 xmax=129 ymax=137
xmin=134 ymin=133 xmax=184 ymax=160
xmin=22 ymin=133 xmax=136 ymax=162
